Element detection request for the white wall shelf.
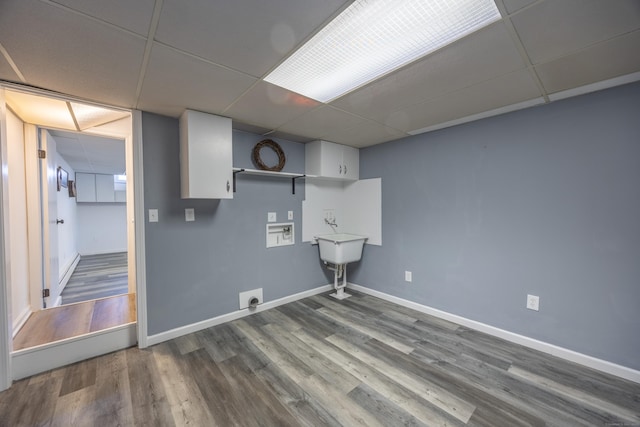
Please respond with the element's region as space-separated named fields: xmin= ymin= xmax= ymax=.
xmin=232 ymin=168 xmax=317 ymax=195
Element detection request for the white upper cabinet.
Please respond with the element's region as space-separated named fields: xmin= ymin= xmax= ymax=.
xmin=180 ymin=110 xmax=233 ymax=199
xmin=95 ymin=173 xmax=115 ymax=202
xmin=75 ymin=172 xmax=96 ymax=202
xmin=305 ymin=140 xmax=359 ymax=181
xmin=75 ymin=172 xmax=124 ymax=203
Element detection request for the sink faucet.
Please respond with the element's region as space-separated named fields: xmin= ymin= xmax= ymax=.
xmin=324 ymin=218 xmax=338 ymax=230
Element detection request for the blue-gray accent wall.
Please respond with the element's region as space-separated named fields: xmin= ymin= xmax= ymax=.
xmin=353 ymin=82 xmax=640 ymax=370
xmin=141 ymin=113 xmax=328 ymax=335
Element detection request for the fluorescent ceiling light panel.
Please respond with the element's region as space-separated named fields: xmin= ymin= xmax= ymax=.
xmin=265 ymin=0 xmax=501 ymax=102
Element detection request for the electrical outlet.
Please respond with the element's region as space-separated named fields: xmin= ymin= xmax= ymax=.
xmin=185 ymin=208 xmax=195 ymax=222
xmin=405 ymin=271 xmax=412 ymax=282
xmin=323 ymin=209 xmax=335 ymax=222
xmin=526 ymin=294 xmax=540 ymax=311
xmin=268 ymin=212 xmax=277 ymax=222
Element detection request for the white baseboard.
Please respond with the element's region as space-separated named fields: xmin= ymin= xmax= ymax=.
xmin=58 ymin=252 xmax=80 ymax=294
xmin=348 ymin=283 xmax=640 ymax=384
xmin=80 ymin=250 xmax=127 ymax=256
xmin=147 ymin=285 xmax=333 ymax=347
xmin=12 ymin=307 xmax=31 ymax=338
xmin=12 ymin=323 xmax=136 ymax=380
xmin=49 ymin=296 xmax=62 ymax=308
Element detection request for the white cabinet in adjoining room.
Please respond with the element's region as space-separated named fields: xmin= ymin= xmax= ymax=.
xmin=305 ymin=140 xmax=359 ymax=181
xmin=95 ymin=173 xmax=115 ymax=202
xmin=75 ymin=172 xmax=96 ymax=202
xmin=180 ymin=109 xmax=233 ymax=199
xmin=75 ymin=172 xmax=125 ymax=203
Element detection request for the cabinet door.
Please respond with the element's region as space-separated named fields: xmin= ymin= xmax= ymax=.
xmin=341 ymin=145 xmax=359 ymax=180
xmin=180 ymin=110 xmax=233 ymax=199
xmin=322 ymin=142 xmax=345 ymax=179
xmin=95 ymin=174 xmax=115 ymax=202
xmin=75 ymin=173 xmax=96 ymax=202
xmin=305 ymin=140 xmax=359 ymax=180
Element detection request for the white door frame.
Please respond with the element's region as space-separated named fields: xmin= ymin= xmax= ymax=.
xmin=0 ymin=83 xmax=148 ymax=391
xmin=0 ymin=86 xmax=13 ymax=391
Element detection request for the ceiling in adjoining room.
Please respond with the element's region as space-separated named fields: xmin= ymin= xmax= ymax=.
xmin=1 ymin=0 xmax=639 ymax=148
xmin=49 ymin=129 xmax=125 ymax=175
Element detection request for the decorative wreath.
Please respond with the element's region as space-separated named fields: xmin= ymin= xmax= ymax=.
xmin=252 ymin=139 xmax=286 ymax=172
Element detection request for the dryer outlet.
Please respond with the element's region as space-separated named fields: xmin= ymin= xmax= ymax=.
xmin=239 ymin=288 xmax=263 ymax=309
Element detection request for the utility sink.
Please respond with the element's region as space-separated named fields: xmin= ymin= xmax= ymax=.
xmin=315 ymin=233 xmax=367 ymax=265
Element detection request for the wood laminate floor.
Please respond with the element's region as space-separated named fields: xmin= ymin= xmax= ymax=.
xmin=2 ymin=290 xmax=639 ymax=426
xmin=61 ymin=252 xmax=128 ymax=305
xmin=12 ymin=293 xmax=136 ymax=351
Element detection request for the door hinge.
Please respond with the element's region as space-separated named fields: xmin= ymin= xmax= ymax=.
xmin=37 ymin=149 xmax=46 ymax=159
xmin=42 ymin=288 xmax=50 ymax=298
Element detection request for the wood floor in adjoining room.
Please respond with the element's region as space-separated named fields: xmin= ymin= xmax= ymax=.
xmin=12 ymin=293 xmax=136 ymax=351
xmin=60 ymin=252 xmax=128 ymax=305
xmin=2 ymin=291 xmax=639 ymax=426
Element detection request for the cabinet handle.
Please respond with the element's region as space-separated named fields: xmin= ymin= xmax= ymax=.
xmin=226 ymin=180 xmax=230 ymax=193
xmin=344 ymin=165 xmax=347 ymax=174
xmin=339 ymin=165 xmax=342 ymax=174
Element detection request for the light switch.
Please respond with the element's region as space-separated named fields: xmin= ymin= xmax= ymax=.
xmin=268 ymin=212 xmax=277 ymax=222
xmin=149 ymin=209 xmax=158 ymax=223
xmin=185 ymin=208 xmax=195 ymax=222
xmin=288 ymin=210 xmax=294 ymax=220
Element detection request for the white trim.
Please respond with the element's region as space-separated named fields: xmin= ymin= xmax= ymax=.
xmin=347 ymin=283 xmax=640 ymax=384
xmin=50 ymin=295 xmax=62 ymax=308
xmin=131 ymin=110 xmax=148 ymax=348
xmin=11 ymin=306 xmax=31 ymax=338
xmin=57 ymin=252 xmax=80 ymax=294
xmin=12 ymin=323 xmax=137 ymax=380
xmin=408 ymin=97 xmax=545 ymax=135
xmin=147 ymin=285 xmax=332 ymax=346
xmin=0 ymin=87 xmax=12 ymax=390
xmin=77 ymin=249 xmax=127 ymax=257
xmin=548 ymin=71 xmax=640 ymax=102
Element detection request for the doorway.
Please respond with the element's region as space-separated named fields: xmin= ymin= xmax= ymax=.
xmin=0 ymin=87 xmax=141 ymax=376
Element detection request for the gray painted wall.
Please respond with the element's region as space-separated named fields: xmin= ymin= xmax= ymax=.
xmin=352 ymin=82 xmax=640 ymax=370
xmin=142 ymin=113 xmax=328 ymax=335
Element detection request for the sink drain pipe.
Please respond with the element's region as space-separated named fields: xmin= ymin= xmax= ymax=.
xmin=325 ymin=262 xmax=351 ymax=300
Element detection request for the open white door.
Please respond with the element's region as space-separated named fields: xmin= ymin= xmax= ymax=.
xmin=39 ymin=129 xmax=59 ymax=307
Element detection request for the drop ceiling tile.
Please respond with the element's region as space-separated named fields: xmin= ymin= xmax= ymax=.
xmin=155 ymin=0 xmax=348 ymax=77
xmin=320 ymin=120 xmax=407 ymax=148
xmin=331 ymin=22 xmax=526 ymax=122
xmin=535 ymin=30 xmax=640 ymax=94
xmin=84 ymin=117 xmax=131 ymax=138
xmin=51 ymin=129 xmax=125 ymax=174
xmin=0 ymin=54 xmax=20 ymax=82
xmin=395 ymin=69 xmax=542 ymax=133
xmin=233 ymin=122 xmax=273 ymax=136
xmin=502 ymin=0 xmax=538 ymax=15
xmin=511 ymin=0 xmax=640 ymax=64
xmin=5 ymin=90 xmax=76 ymax=129
xmin=50 ymin=0 xmax=155 ymax=35
xmin=224 ymin=81 xmax=320 ymax=130
xmin=278 ymin=106 xmax=368 ymax=140
xmin=265 ymin=131 xmax=315 ymax=144
xmin=137 ymin=43 xmax=257 ymax=118
xmin=0 ymin=0 xmax=145 ymax=107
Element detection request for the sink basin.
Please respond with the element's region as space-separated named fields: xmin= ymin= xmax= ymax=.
xmin=315 ymin=233 xmax=367 ymax=264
